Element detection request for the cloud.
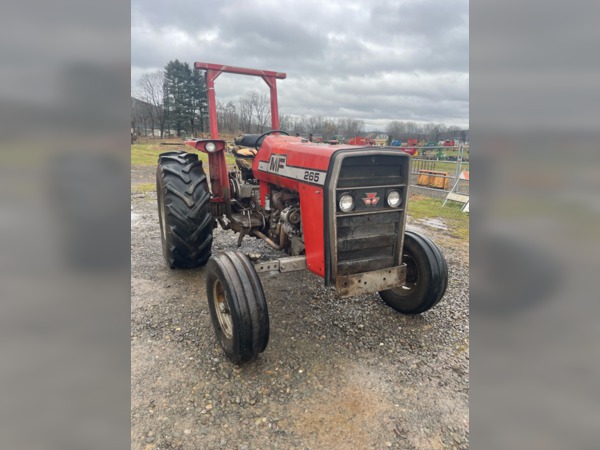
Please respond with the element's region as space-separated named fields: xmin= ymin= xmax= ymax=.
xmin=131 ymin=0 xmax=468 ymax=129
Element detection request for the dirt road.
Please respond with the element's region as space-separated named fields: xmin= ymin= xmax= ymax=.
xmin=131 ymin=166 xmax=469 ymax=449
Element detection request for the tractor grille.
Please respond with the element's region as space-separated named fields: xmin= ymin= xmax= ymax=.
xmin=332 ymin=153 xmax=408 ymax=277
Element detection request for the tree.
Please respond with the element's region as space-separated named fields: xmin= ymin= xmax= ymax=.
xmin=163 ymin=60 xmax=194 ymax=137
xmin=337 ymin=117 xmax=364 ymax=138
xmin=234 ymin=90 xmax=272 ymax=133
xmin=188 ymin=69 xmax=208 ymax=136
xmin=136 ymin=70 xmax=165 ymax=137
xmin=322 ymin=118 xmax=337 ymax=141
xmin=252 ymin=91 xmax=271 ymax=133
xmin=218 ymin=101 xmax=240 ymax=134
xmin=238 ymin=93 xmax=253 ymax=133
xmin=428 ymin=123 xmax=447 ymax=143
xmin=386 ymin=121 xmax=406 ymax=141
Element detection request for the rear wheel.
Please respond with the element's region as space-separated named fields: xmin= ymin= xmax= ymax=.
xmin=379 ymin=230 xmax=448 ymax=314
xmin=206 ymin=251 xmax=270 ymax=363
xmin=156 ymin=151 xmax=213 ymax=268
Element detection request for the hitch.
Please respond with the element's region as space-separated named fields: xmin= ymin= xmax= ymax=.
xmin=253 ymin=256 xmax=307 ymax=273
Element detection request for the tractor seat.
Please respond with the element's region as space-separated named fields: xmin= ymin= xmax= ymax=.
xmin=234 ymin=134 xmax=263 ymax=149
xmin=232 ymin=146 xmax=257 ymax=158
xmin=231 ymin=144 xmax=257 ymax=173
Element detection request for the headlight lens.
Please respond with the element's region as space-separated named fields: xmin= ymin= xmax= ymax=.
xmin=339 ymin=194 xmax=354 ymax=212
xmin=386 ymin=190 xmax=401 ymax=207
xmin=205 ymin=142 xmax=216 ymax=152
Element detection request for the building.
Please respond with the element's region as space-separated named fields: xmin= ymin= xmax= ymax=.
xmin=131 ymin=96 xmax=165 ymax=137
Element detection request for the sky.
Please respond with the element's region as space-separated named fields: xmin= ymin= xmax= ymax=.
xmin=131 ymin=0 xmax=469 ymax=131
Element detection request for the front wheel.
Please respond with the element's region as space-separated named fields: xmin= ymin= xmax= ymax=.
xmin=206 ymin=251 xmax=270 ymax=363
xmin=379 ymin=230 xmax=448 ymax=314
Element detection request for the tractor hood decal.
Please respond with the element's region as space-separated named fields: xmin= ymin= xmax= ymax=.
xmin=257 ymin=155 xmax=326 ymax=186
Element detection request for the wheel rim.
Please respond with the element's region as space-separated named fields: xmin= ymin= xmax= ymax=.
xmin=393 ymin=254 xmax=419 ymax=295
xmin=213 ymin=280 xmax=233 ymax=339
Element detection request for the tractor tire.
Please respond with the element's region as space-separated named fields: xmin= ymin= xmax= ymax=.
xmin=206 ymin=251 xmax=270 ymax=364
xmin=156 ymin=151 xmax=213 ymax=268
xmin=379 ymin=230 xmax=448 ymax=314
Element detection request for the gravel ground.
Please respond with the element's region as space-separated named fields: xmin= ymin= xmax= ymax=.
xmin=131 ymin=166 xmax=469 ymax=449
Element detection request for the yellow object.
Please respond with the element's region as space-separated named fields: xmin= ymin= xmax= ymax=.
xmin=417 ymin=170 xmax=450 ymax=190
xmin=233 ymin=146 xmax=257 ymax=157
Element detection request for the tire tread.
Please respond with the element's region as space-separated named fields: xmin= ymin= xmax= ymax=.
xmin=157 ymin=152 xmax=213 ymax=268
xmin=379 ymin=230 xmax=448 ymax=314
xmin=207 ymin=251 xmax=269 ymax=363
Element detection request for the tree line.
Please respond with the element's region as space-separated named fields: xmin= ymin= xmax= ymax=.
xmin=132 ymin=59 xmax=208 ymax=138
xmin=132 ymin=60 xmax=467 ymax=142
xmin=385 ymin=121 xmax=469 ymax=144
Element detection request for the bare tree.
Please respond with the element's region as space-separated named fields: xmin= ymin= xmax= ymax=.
xmin=428 ymin=123 xmax=447 ymax=143
xmin=322 ymin=118 xmax=337 ymax=141
xmin=446 ymin=125 xmax=461 ymax=140
xmin=136 ymin=70 xmax=166 ymax=138
xmin=253 ymin=92 xmax=271 ymax=133
xmin=406 ymin=121 xmax=418 ymax=134
xmin=279 ymin=113 xmax=292 ymax=133
xmin=337 ymin=117 xmax=364 ymax=138
xmin=217 ymin=101 xmax=240 ymax=135
xmin=304 ymin=115 xmax=324 ymax=134
xmin=386 ymin=121 xmax=406 ymax=141
xmin=238 ymin=94 xmax=253 ymax=133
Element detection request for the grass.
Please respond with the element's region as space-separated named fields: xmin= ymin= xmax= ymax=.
xmin=432 ymin=161 xmax=469 ymax=174
xmin=407 ymin=194 xmax=469 ymax=241
xmin=131 ymin=182 xmax=156 ymax=194
xmin=413 ymin=160 xmax=469 ymax=175
xmin=131 ymin=142 xmax=236 ymax=166
xmin=419 ymin=148 xmax=469 ymax=159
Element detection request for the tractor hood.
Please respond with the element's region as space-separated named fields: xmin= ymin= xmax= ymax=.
xmin=253 ymin=135 xmax=364 ymax=190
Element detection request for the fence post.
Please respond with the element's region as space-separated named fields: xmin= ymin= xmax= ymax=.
xmin=455 ymin=145 xmax=463 ymax=180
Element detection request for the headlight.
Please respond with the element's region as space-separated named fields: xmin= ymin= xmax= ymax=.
xmin=386 ymin=190 xmax=401 ymax=207
xmin=339 ymin=194 xmax=354 ymax=212
xmin=205 ymin=142 xmax=216 ymax=152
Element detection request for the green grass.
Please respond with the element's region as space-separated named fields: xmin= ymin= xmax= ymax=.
xmin=434 ymin=149 xmax=469 ymax=158
xmin=433 ymin=161 xmax=469 ymax=173
xmin=420 ymin=148 xmax=469 ymax=159
xmin=131 ymin=182 xmax=156 ymax=194
xmin=407 ymin=194 xmax=469 ymax=241
xmin=413 ymin=160 xmax=469 ymax=174
xmin=131 ymin=142 xmax=236 ymax=166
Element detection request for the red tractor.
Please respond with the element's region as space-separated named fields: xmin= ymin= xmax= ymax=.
xmin=156 ymin=62 xmax=448 ymax=363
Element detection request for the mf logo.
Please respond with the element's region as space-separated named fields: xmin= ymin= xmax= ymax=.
xmin=269 ymin=155 xmax=286 ymax=173
xmin=362 ymin=192 xmax=380 ymax=206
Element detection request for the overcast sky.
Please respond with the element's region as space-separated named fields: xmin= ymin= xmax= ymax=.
xmin=131 ymin=0 xmax=468 ymax=131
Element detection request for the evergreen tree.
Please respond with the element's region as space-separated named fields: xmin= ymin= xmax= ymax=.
xmin=163 ymin=60 xmax=208 ymax=137
xmin=189 ymin=70 xmax=208 ymax=135
xmin=163 ymin=60 xmax=192 ymax=137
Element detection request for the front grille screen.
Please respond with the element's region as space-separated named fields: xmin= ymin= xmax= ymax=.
xmin=335 ymin=154 xmax=407 ymax=276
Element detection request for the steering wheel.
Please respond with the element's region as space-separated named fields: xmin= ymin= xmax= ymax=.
xmin=254 ymin=130 xmax=290 ymax=151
